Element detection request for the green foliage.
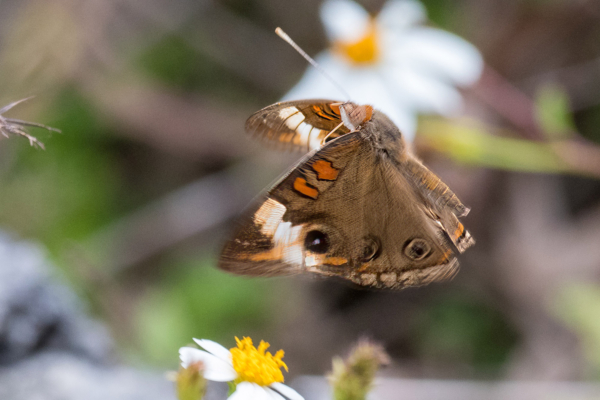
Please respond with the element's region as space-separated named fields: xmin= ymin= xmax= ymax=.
xmin=176 ymin=363 xmax=207 ymax=400
xmin=136 ymin=34 xmax=207 ymax=91
xmin=553 ymin=283 xmax=600 ymax=377
xmin=420 ymin=0 xmax=460 ymax=29
xmin=419 ymin=118 xmax=569 ymax=173
xmin=227 ymin=382 xmax=237 ymax=397
xmin=135 ymin=33 xmax=259 ymax=104
xmin=414 ymin=294 xmax=519 ymax=370
xmin=0 ymin=88 xmax=119 ymax=253
xmin=574 ymin=103 xmax=600 ymax=144
xmin=535 ymin=83 xmax=576 ymax=140
xmin=135 ymin=257 xmax=277 ymax=365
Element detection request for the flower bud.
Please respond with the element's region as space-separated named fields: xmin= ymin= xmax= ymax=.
xmin=329 ymin=339 xmax=390 ymax=400
xmin=175 ymin=361 xmax=207 ymax=400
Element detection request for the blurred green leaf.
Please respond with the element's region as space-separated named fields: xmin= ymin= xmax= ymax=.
xmin=535 ymin=83 xmax=576 ymax=140
xmin=135 ymin=34 xmax=260 ymax=104
xmin=0 ymin=88 xmax=119 ymax=254
xmin=419 ymin=118 xmax=569 ymax=173
xmin=136 ymin=34 xmax=205 ymax=91
xmin=553 ymin=283 xmax=600 ymax=376
xmin=573 ymin=103 xmax=600 ymax=144
xmin=420 ymin=0 xmax=460 ymax=29
xmin=414 ymin=293 xmax=519 ymax=370
xmin=135 ymin=257 xmax=278 ymax=366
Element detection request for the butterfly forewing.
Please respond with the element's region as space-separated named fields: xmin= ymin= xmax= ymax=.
xmin=245 ymin=99 xmax=352 ymax=152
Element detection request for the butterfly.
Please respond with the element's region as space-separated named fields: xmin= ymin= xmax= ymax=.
xmin=218 ymin=99 xmax=474 ymax=289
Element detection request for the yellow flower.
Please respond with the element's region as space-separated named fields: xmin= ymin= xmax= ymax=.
xmin=179 ymin=337 xmax=303 ymax=400
xmin=334 ymin=19 xmax=380 ymax=65
xmin=231 ymin=337 xmax=288 ymax=386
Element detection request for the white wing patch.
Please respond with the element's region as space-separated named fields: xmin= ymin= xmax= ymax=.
xmin=273 ymin=222 xmax=304 ymax=266
xmin=279 ymin=107 xmax=305 ymax=129
xmin=254 ymin=198 xmax=287 ymax=237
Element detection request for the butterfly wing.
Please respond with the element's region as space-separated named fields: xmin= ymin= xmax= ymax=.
xmin=245 ymin=99 xmax=352 ymax=152
xmin=219 ymin=131 xmax=466 ymax=289
xmin=400 ymin=157 xmax=475 ymax=253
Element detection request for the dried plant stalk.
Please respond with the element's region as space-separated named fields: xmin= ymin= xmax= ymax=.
xmin=0 ymin=97 xmax=61 ymax=149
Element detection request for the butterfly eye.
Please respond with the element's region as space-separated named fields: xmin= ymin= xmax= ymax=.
xmin=304 ymin=230 xmax=330 ymax=254
xmin=361 ymin=236 xmax=381 ymax=262
xmin=403 ymin=238 xmax=431 ymax=260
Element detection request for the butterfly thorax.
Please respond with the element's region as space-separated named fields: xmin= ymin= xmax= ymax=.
xmin=344 ymin=106 xmax=407 ymax=164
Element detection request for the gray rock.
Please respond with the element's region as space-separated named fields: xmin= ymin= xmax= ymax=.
xmin=0 ymin=231 xmax=213 ymax=400
xmin=0 ymin=231 xmax=112 ymax=364
xmin=0 ymin=351 xmax=176 ymax=400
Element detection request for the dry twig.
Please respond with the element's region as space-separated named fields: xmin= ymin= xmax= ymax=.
xmin=0 ymin=97 xmax=61 ymax=149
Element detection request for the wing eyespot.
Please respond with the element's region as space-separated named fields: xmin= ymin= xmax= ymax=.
xmin=403 ymin=238 xmax=431 ymax=261
xmin=304 ymin=230 xmax=330 ymax=254
xmin=361 ymin=236 xmax=381 ymax=262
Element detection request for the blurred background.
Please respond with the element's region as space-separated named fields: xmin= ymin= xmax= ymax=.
xmin=1 ymin=0 xmax=600 ymax=396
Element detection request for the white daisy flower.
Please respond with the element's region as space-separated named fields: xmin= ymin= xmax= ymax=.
xmin=179 ymin=337 xmax=304 ymax=400
xmin=282 ymin=0 xmax=484 ymax=142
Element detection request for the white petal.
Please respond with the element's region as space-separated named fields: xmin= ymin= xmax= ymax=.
xmin=229 ymin=382 xmax=275 ymax=400
xmin=194 ymin=338 xmax=233 ymax=364
xmin=179 ymin=347 xmax=237 ymax=382
xmin=270 ymin=382 xmax=305 ymax=400
xmin=321 ymin=0 xmax=370 ymax=43
xmin=342 ymin=68 xmax=418 ymax=141
xmin=384 ymin=65 xmax=463 ymax=115
xmin=377 ymin=0 xmax=426 ymax=32
xmin=228 ymin=382 xmax=254 ymax=400
xmin=265 ymin=387 xmax=286 ymax=400
xmin=386 ymin=27 xmax=483 ymax=86
xmin=284 ymin=52 xmax=379 ymax=103
xmin=281 ymin=53 xmax=352 ymax=101
xmin=179 ymin=347 xmax=203 ymax=368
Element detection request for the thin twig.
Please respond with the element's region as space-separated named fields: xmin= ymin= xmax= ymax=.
xmin=0 ymin=97 xmax=61 ymax=149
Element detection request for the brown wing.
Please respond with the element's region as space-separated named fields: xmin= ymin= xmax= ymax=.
xmin=219 ymin=132 xmax=464 ymax=289
xmin=245 ymin=99 xmax=352 ymax=152
xmin=400 ymin=157 xmax=475 ymax=253
xmin=219 ymin=133 xmax=361 ymax=277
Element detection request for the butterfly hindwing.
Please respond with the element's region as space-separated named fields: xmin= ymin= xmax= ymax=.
xmin=401 ymin=157 xmax=475 ymax=253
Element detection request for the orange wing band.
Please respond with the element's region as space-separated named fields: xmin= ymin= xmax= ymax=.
xmin=312 ymin=160 xmax=339 ymax=181
xmin=293 ymin=177 xmax=319 ymax=199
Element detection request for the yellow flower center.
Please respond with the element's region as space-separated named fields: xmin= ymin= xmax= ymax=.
xmin=230 ymin=337 xmax=288 ymax=387
xmin=335 ymin=19 xmax=380 ymax=65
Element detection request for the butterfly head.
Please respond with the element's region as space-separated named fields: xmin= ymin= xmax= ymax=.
xmin=331 ymin=102 xmax=374 ymax=131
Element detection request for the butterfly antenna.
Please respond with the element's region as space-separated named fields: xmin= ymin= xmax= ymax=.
xmin=275 ymin=27 xmax=351 ymax=101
